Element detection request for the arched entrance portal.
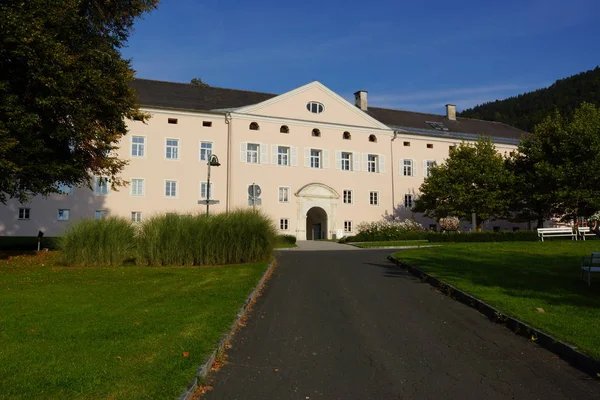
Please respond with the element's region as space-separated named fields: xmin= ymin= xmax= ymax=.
xmin=295 ymin=183 xmax=339 ymax=240
xmin=306 ymin=207 xmax=327 ymax=240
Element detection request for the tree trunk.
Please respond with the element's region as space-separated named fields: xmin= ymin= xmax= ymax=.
xmin=536 ymin=216 xmax=544 ymax=229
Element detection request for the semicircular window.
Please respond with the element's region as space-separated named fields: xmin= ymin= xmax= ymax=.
xmin=306 ymin=101 xmax=324 ymax=114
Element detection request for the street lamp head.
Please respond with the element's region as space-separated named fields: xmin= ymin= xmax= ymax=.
xmin=208 ymin=154 xmax=221 ymax=167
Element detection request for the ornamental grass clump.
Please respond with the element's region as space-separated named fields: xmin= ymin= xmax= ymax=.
xmin=59 ymin=217 xmax=136 ymax=266
xmin=136 ymin=209 xmax=276 ymax=266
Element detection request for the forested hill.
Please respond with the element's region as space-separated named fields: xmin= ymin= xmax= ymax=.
xmin=458 ymin=67 xmax=600 ymax=132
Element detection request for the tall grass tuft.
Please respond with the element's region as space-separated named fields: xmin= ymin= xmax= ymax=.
xmin=59 ymin=217 xmax=136 ymax=266
xmin=136 ymin=209 xmax=276 ymax=266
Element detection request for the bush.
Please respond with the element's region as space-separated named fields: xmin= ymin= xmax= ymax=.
xmin=439 ymin=216 xmax=460 ymax=231
xmin=277 ymin=234 xmax=297 ymax=245
xmin=352 ymin=219 xmax=427 ymax=242
xmin=0 ymin=236 xmax=60 ymax=250
xmin=59 ymin=217 xmax=136 ymax=266
xmin=426 ymin=231 xmax=538 ymax=242
xmin=136 ymin=210 xmax=276 ymax=266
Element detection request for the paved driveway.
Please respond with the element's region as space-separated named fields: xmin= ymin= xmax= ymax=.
xmin=204 ymin=249 xmax=600 ymax=399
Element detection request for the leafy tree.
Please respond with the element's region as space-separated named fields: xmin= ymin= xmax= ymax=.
xmin=0 ymin=0 xmax=158 ymax=203
xmin=413 ymin=137 xmax=512 ymax=230
xmin=459 ymin=67 xmax=600 ymax=132
xmin=190 ymin=78 xmax=209 ymax=87
xmin=508 ymin=103 xmax=600 ymax=226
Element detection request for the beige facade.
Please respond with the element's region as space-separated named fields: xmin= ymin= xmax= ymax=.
xmin=0 ymin=81 xmax=525 ymax=239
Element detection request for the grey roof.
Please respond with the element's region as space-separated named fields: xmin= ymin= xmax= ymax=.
xmin=130 ymin=78 xmax=276 ymax=111
xmin=366 ymin=107 xmax=527 ymax=143
xmin=131 ymin=78 xmax=527 ymax=141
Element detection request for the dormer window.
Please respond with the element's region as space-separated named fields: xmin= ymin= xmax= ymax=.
xmin=306 ymin=101 xmax=324 ymax=114
xmin=426 ymin=121 xmax=449 ymax=131
xmin=280 ymin=125 xmax=289 ymax=134
xmin=249 ymin=122 xmax=260 ymax=130
xmin=312 ymin=128 xmax=321 ymax=137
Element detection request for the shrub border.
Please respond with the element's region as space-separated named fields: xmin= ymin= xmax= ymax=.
xmin=178 ymin=259 xmax=278 ymax=400
xmin=387 ymin=254 xmax=600 ymax=380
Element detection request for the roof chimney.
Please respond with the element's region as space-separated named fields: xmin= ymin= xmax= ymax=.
xmin=354 ymin=90 xmax=368 ymax=111
xmin=446 ymin=104 xmax=456 ymax=120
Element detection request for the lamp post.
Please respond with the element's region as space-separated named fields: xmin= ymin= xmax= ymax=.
xmin=206 ymin=154 xmax=221 ymax=215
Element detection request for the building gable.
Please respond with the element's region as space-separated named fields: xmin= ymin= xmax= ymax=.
xmin=234 ymin=82 xmax=390 ymax=130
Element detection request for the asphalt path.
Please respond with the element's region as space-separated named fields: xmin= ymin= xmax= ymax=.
xmin=203 ymin=249 xmax=600 ymax=399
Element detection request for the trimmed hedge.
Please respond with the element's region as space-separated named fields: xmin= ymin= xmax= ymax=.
xmin=346 ymin=231 xmax=430 ymax=242
xmin=277 ymin=234 xmax=297 ymax=245
xmin=426 ymin=231 xmax=538 ymax=242
xmin=0 ymin=236 xmax=60 ymax=250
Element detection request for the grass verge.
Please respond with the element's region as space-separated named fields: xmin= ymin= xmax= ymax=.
xmin=0 ymin=251 xmax=270 ymax=399
xmin=274 ymin=243 xmax=297 ymax=249
xmin=394 ymin=241 xmax=600 ymax=360
xmin=353 ymin=240 xmax=430 ymax=248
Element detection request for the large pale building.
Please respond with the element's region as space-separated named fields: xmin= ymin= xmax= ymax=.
xmin=0 ymin=80 xmax=526 ymax=240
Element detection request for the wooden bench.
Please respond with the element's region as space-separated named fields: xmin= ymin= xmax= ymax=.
xmin=581 ymin=252 xmax=600 ymax=286
xmin=577 ymin=227 xmax=598 ymax=241
xmin=537 ymin=227 xmax=576 ymax=242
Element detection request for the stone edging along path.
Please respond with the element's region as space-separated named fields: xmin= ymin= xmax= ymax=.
xmin=178 ymin=259 xmax=277 ymax=400
xmin=387 ymin=254 xmax=600 ymax=380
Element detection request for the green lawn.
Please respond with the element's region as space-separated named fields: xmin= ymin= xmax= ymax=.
xmin=394 ymin=241 xmax=600 ymax=360
xmin=274 ymin=243 xmax=297 ymax=249
xmin=0 ymin=251 xmax=269 ymax=399
xmin=353 ymin=240 xmax=430 ymax=248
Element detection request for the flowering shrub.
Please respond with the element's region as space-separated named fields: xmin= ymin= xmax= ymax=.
xmin=589 ymin=211 xmax=600 ymax=223
xmin=353 ymin=219 xmax=426 ymax=241
xmin=439 ymin=216 xmax=460 ymax=231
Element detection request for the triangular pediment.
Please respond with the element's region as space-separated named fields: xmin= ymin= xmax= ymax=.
xmin=235 ymin=82 xmax=390 ymax=130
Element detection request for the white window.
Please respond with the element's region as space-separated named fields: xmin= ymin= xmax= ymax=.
xmin=341 ymin=152 xmax=352 ymax=171
xmin=18 ymin=208 xmax=30 ymax=220
xmin=165 ymin=180 xmax=177 ymax=197
xmin=131 ymin=136 xmax=145 ymax=157
xmin=165 ymin=139 xmax=179 ymax=160
xmin=367 ymin=154 xmax=378 ymax=173
xmin=369 ymin=191 xmax=379 ymax=206
xmin=95 ymin=210 xmax=107 ymax=220
xmin=402 ymin=159 xmax=414 ymax=176
xmin=344 ymin=221 xmax=353 ymax=233
xmin=306 ymin=101 xmax=324 ymax=114
xmin=131 ymin=178 xmax=144 ymax=196
xmin=131 ymin=211 xmax=143 ymax=222
xmin=310 ymin=149 xmax=322 ymax=169
xmin=280 ymin=218 xmax=289 ymax=230
xmin=424 ymin=160 xmax=436 ymax=177
xmin=247 ymin=143 xmax=259 ymax=164
xmin=94 ymin=177 xmax=109 ymax=195
xmin=278 ymin=146 xmax=290 ymax=166
xmin=57 ymin=209 xmax=70 ymax=221
xmin=200 ymin=182 xmax=213 ymax=200
xmin=404 ymin=194 xmax=414 ymax=208
xmin=57 ymin=183 xmax=73 ymax=195
xmin=200 ymin=141 xmax=213 ymax=161
xmin=279 ymin=187 xmax=290 ymax=203
xmin=343 ymin=189 xmax=353 ymax=204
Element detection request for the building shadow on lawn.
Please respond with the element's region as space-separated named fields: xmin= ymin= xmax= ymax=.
xmin=397 ymin=246 xmax=600 ymax=309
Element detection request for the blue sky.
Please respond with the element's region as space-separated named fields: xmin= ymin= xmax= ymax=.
xmin=122 ymin=0 xmax=600 ymax=113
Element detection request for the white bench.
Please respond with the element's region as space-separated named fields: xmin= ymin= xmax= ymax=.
xmin=577 ymin=227 xmax=598 ymax=241
xmin=537 ymin=227 xmax=576 ymax=242
xmin=581 ymin=252 xmax=600 ymax=286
